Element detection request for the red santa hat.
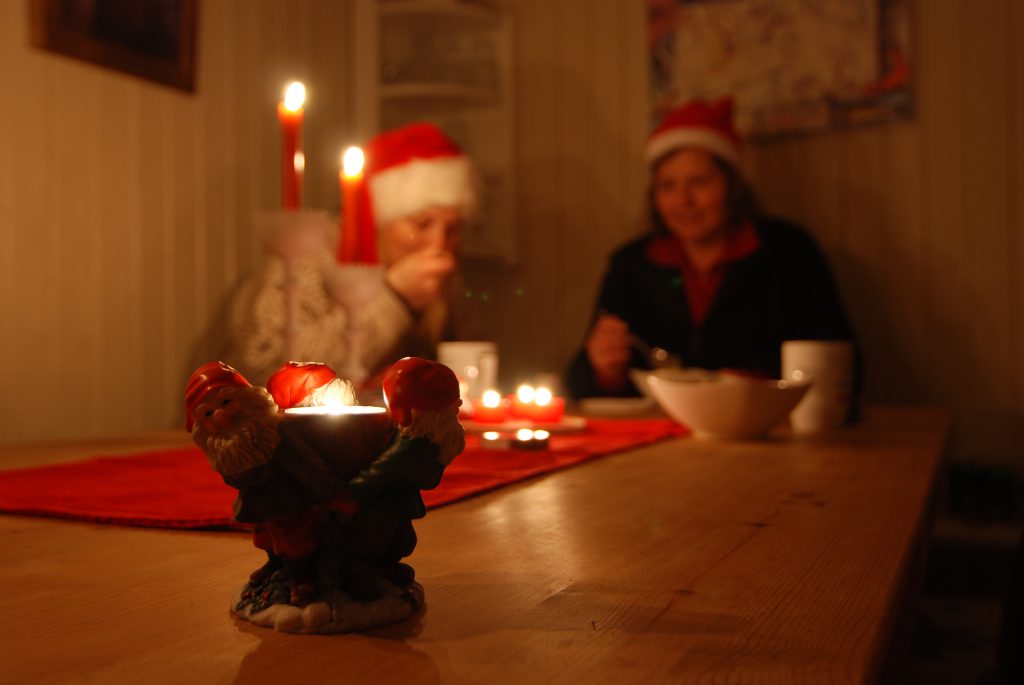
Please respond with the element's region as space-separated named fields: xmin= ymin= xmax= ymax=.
xmin=339 ymin=122 xmax=478 ymax=264
xmin=382 ymin=357 xmax=461 ymax=427
xmin=185 ymin=361 xmax=250 ymax=432
xmin=646 ymin=97 xmax=742 ymax=167
xmin=266 ymin=361 xmax=338 ymax=410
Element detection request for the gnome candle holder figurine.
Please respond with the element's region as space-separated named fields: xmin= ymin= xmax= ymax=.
xmin=185 ymin=357 xmax=465 ymax=634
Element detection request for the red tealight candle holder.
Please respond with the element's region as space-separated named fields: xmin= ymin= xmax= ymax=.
xmin=472 ymin=390 xmax=507 ymax=423
xmin=529 ymin=392 xmax=565 ymax=423
xmin=509 ymin=384 xmax=536 ymax=419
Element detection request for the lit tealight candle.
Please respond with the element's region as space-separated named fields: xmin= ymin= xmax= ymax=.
xmin=529 ymin=386 xmax=565 ymax=423
xmin=472 ymin=389 xmax=507 ymax=423
xmin=510 ymin=384 xmax=536 ymax=418
xmin=279 ymin=403 xmax=392 ymax=467
xmin=277 ymin=81 xmax=306 ymax=210
xmin=512 ymin=428 xmax=549 ymax=450
xmin=480 ymin=430 xmax=511 ymax=450
xmin=284 ymin=405 xmax=386 ymax=416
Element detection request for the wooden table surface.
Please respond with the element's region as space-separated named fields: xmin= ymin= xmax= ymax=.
xmin=0 ymin=406 xmax=948 ymax=684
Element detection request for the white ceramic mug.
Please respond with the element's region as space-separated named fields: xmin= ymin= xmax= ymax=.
xmin=437 ymin=341 xmax=499 ymax=401
xmin=781 ymin=340 xmax=854 ymax=433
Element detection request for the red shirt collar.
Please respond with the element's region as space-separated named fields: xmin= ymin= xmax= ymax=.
xmin=644 ymin=221 xmax=761 ymax=327
xmin=645 ymin=221 xmax=761 ymax=269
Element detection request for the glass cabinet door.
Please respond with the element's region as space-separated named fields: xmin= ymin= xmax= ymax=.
xmin=353 ymin=0 xmax=517 ymax=262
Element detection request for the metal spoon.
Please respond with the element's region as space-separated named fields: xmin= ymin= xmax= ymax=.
xmin=630 ymin=335 xmax=682 ymax=369
xmin=596 ymin=309 xmax=683 ymax=369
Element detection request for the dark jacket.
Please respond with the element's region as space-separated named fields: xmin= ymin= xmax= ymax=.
xmin=567 ymin=217 xmax=857 ymax=398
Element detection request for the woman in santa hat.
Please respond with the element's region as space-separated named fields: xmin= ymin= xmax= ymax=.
xmin=227 ymin=122 xmax=480 ymax=386
xmin=566 ymin=97 xmax=858 ymax=399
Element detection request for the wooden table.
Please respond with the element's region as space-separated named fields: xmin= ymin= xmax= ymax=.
xmin=0 ymin=407 xmax=948 ymax=684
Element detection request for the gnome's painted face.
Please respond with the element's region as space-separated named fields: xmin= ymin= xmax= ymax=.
xmin=192 ymin=385 xmax=258 ymax=436
xmin=191 ymin=385 xmax=280 ymax=477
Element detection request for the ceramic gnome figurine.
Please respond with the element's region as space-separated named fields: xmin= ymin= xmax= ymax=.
xmin=184 ymin=357 xmax=465 ymax=633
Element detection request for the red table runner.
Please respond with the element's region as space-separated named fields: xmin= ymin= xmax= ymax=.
xmin=0 ymin=419 xmax=685 ymax=531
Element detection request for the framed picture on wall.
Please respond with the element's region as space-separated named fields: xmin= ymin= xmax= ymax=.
xmin=30 ymin=0 xmax=199 ymax=93
xmin=648 ymin=0 xmax=912 ymax=139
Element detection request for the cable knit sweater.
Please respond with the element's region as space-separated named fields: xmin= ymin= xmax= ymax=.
xmin=226 ymin=246 xmax=459 ymax=386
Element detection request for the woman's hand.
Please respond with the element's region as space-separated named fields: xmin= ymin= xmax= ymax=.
xmin=385 ymin=247 xmax=457 ymax=313
xmin=585 ymin=314 xmax=632 ymax=391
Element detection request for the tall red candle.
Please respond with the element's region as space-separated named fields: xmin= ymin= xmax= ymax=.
xmin=339 ymin=146 xmax=364 ymax=262
xmin=277 ymin=81 xmax=305 ymax=210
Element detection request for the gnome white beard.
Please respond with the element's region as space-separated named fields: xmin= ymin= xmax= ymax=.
xmin=194 ymin=388 xmax=281 ymax=478
xmin=403 ymin=404 xmax=465 ymax=466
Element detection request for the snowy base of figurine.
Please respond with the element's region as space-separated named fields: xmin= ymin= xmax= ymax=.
xmin=231 ymin=580 xmax=424 ymax=634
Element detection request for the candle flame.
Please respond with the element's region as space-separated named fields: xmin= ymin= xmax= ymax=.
xmin=534 ymin=387 xmax=553 ymax=406
xmin=322 ymin=398 xmax=348 ymax=414
xmin=483 ymin=431 xmax=500 ymax=441
xmin=481 ymin=389 xmax=501 ymax=408
xmin=294 ymin=151 xmax=305 ymax=173
xmin=342 ymin=146 xmax=365 ymax=178
xmin=516 ymin=384 xmax=535 ymax=403
xmin=533 ymin=429 xmax=550 ymax=440
xmin=283 ymin=81 xmax=306 ymax=112
xmin=516 ymin=428 xmax=534 ymax=441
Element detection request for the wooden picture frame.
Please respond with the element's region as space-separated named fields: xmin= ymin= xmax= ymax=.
xmin=30 ymin=0 xmax=199 ymax=93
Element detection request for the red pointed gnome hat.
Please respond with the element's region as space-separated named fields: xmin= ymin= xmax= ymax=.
xmin=266 ymin=361 xmax=338 ymax=410
xmin=382 ymin=357 xmax=461 ymax=427
xmin=646 ymin=96 xmax=741 ymax=166
xmin=339 ymin=122 xmax=478 ymax=264
xmin=185 ymin=361 xmax=250 ymax=432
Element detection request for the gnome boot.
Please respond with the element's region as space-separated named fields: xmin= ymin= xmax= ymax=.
xmin=382 ymin=561 xmax=416 ymax=587
xmin=249 ymin=553 xmax=283 ymax=586
xmin=285 ymin=556 xmax=318 ymax=605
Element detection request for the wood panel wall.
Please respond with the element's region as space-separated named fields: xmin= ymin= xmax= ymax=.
xmin=0 ymin=0 xmax=350 ymax=441
xmin=1 ymin=0 xmax=1022 ymax=471
xmin=462 ymin=0 xmax=649 ymax=389
xmin=749 ymin=0 xmax=1024 ymax=467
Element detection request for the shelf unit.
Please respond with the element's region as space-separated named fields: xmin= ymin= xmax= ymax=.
xmin=352 ymin=0 xmax=517 ymax=262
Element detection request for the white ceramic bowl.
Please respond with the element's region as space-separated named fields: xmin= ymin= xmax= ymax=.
xmin=630 ymin=367 xmax=715 ymax=401
xmin=645 ymin=371 xmax=811 ymax=439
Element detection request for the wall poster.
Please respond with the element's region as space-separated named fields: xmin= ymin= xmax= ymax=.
xmin=648 ymin=0 xmax=912 ymax=138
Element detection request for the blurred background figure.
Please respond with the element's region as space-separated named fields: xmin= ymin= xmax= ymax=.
xmin=227 ymin=122 xmax=480 ymax=386
xmin=566 ymin=97 xmax=856 ymax=399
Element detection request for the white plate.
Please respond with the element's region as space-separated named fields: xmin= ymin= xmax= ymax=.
xmin=577 ymin=397 xmax=657 ymax=416
xmin=462 ymin=415 xmax=587 ymax=433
